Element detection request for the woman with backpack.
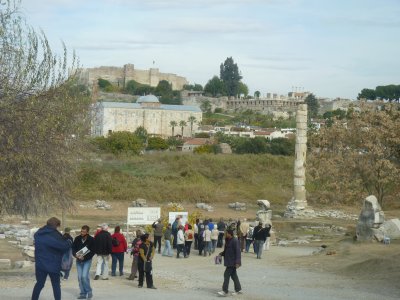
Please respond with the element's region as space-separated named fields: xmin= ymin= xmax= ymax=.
xmin=184 ymin=224 xmax=194 ymax=256
xmin=111 ymin=226 xmax=127 ymax=276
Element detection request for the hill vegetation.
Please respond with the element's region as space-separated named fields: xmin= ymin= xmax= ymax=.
xmin=73 ymin=153 xmax=294 ymax=205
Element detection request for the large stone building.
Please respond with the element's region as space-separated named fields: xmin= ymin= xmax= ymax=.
xmin=225 ymin=92 xmax=308 ymax=116
xmin=92 ymin=95 xmax=202 ymax=137
xmin=181 ymin=91 xmax=309 ymax=119
xmin=79 ymin=63 xmax=188 ymax=90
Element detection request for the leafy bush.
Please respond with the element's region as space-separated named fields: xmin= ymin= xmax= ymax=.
xmin=91 ymin=131 xmax=143 ymax=155
xmin=147 ymin=137 xmax=169 ymax=150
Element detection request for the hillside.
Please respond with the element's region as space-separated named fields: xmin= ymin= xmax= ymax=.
xmin=73 ymin=153 xmax=294 ymax=205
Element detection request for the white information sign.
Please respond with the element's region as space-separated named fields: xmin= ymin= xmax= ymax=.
xmin=127 ymin=207 xmax=161 ymax=225
xmin=168 ymin=211 xmax=189 ymax=226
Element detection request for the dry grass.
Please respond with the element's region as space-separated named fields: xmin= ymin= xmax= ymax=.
xmin=73 ymin=152 xmax=294 ymax=206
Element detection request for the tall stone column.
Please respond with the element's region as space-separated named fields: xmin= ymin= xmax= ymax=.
xmin=284 ymin=103 xmax=314 ymax=218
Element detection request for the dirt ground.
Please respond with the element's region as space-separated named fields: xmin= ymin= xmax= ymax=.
xmin=1 ymin=201 xmax=400 ymax=299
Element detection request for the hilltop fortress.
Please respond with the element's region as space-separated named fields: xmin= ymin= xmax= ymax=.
xmin=78 ymin=63 xmax=188 ymax=90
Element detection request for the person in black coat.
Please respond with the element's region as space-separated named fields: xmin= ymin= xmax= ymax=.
xmin=72 ymin=225 xmax=95 ymax=299
xmin=217 ymin=229 xmax=242 ymax=297
xmin=31 ymin=217 xmax=71 ymax=300
xmin=93 ymin=223 xmax=112 ymax=280
xmin=253 ymin=221 xmax=268 ymax=259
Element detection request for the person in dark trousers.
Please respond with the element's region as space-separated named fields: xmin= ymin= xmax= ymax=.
xmin=171 ymin=217 xmax=180 ymax=249
xmin=93 ymin=223 xmax=112 ymax=280
xmin=152 ymin=219 xmax=163 ymax=254
xmin=72 ymin=225 xmax=95 ymax=299
xmin=61 ymin=227 xmax=73 ymax=280
xmin=194 ymin=219 xmax=199 ymax=250
xmin=217 ymin=218 xmax=226 ymax=248
xmin=111 ymin=225 xmax=128 ymax=276
xmin=31 ymin=217 xmax=71 ymax=300
xmin=138 ymin=233 xmax=156 ymax=289
xmin=197 ymin=220 xmax=206 ymax=255
xmin=217 ymin=229 xmax=242 ymax=297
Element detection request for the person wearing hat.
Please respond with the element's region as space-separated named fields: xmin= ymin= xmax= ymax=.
xmin=93 ymin=223 xmax=112 ymax=280
xmin=217 ymin=229 xmax=242 ymax=297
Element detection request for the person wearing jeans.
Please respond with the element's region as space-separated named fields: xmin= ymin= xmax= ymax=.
xmin=218 ymin=229 xmax=242 ymax=297
xmin=162 ymin=224 xmax=173 ymax=257
xmin=111 ymin=226 xmax=128 ymax=276
xmin=31 ymin=217 xmax=71 ymax=300
xmin=252 ymin=222 xmax=267 ymax=259
xmin=72 ymin=225 xmax=95 ymax=300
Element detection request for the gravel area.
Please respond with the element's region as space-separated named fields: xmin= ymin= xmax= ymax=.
xmin=1 ymin=246 xmax=399 ymax=300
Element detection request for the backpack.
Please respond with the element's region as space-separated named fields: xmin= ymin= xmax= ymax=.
xmin=247 ymin=227 xmax=254 ymax=239
xmin=188 ymin=232 xmax=193 ymax=240
xmin=61 ymin=248 xmax=73 ymax=271
xmin=112 ymin=237 xmax=120 ymax=247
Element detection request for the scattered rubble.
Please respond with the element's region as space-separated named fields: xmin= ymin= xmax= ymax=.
xmin=228 ymin=202 xmax=246 ymax=211
xmin=79 ymin=200 xmax=112 ymax=210
xmin=130 ymin=198 xmax=148 ymax=207
xmin=195 ymin=203 xmax=214 ymax=212
xmin=167 ymin=202 xmax=184 ymax=210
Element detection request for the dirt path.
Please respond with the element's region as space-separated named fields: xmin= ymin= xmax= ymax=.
xmin=1 ymin=245 xmax=399 ymax=300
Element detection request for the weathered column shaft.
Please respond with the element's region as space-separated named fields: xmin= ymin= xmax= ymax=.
xmin=293 ymin=104 xmax=307 ymax=205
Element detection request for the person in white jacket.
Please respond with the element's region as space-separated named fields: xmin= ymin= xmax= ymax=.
xmin=176 ymin=226 xmax=187 ymax=258
xmin=203 ymin=226 xmax=212 ymax=256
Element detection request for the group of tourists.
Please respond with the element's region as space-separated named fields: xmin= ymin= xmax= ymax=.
xmin=31 ymin=216 xmax=272 ymax=299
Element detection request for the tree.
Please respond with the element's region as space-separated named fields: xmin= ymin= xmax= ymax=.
xmin=0 ymin=0 xmax=91 ymax=216
xmin=204 ymin=76 xmax=225 ymax=97
xmin=183 ymin=83 xmax=203 ymax=91
xmin=188 ymin=116 xmax=197 ymax=137
xmin=134 ymin=126 xmax=148 ymax=146
xmin=179 ymin=120 xmax=187 ymax=137
xmin=254 ymin=91 xmax=261 ymax=99
xmin=146 ymin=137 xmax=169 ymax=151
xmin=155 ymin=80 xmax=181 ymax=104
xmin=238 ymin=82 xmax=249 ymax=97
xmin=99 ymin=131 xmax=143 ymax=155
xmin=357 ymin=88 xmax=376 ymax=100
xmin=304 ymin=93 xmax=320 ymax=119
xmin=200 ymin=100 xmax=212 ymax=114
xmin=169 ymin=120 xmax=178 ymax=137
xmin=220 ymin=57 xmax=242 ymax=97
xmin=308 ymin=104 xmax=400 ymax=207
xmin=98 ymin=78 xmax=112 ymax=89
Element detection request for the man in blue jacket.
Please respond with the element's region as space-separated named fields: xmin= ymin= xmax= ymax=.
xmin=31 ymin=217 xmax=71 ymax=300
xmin=217 ymin=229 xmax=242 ymax=297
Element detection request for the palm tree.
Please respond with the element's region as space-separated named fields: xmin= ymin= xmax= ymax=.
xmin=187 ymin=116 xmax=197 ymax=137
xmin=169 ymin=120 xmax=178 ymax=137
xmin=179 ymin=120 xmax=187 ymax=138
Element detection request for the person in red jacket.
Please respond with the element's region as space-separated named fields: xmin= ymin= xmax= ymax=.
xmin=111 ymin=226 xmax=128 ymax=276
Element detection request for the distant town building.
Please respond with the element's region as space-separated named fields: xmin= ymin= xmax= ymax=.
xmin=225 ymin=92 xmax=309 ymax=117
xmin=92 ymin=95 xmax=202 ymax=137
xmin=79 ymin=63 xmax=188 ymax=90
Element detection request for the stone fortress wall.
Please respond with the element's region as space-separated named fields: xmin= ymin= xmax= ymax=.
xmin=78 ymin=63 xmax=188 ymax=90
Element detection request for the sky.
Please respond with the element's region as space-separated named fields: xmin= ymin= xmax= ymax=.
xmin=20 ymin=0 xmax=400 ymax=99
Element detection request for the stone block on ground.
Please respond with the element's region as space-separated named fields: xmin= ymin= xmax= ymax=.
xmin=14 ymin=260 xmax=33 ymax=269
xmin=0 ymin=259 xmax=11 ymax=269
